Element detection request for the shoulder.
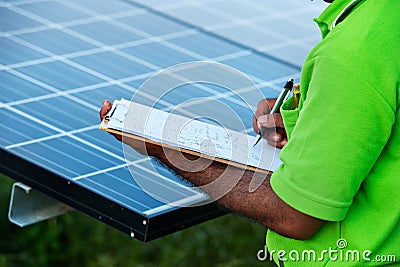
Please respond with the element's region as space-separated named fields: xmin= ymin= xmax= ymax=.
xmin=312 ymin=1 xmax=399 ymax=62
xmin=303 ymin=1 xmax=400 ymax=110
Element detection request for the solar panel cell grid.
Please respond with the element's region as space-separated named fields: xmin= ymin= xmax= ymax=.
xmin=1 ymin=111 xmax=57 ymax=146
xmin=18 ymin=29 xmax=98 ymax=54
xmin=0 ymin=7 xmax=42 ymax=31
xmin=1 ymin=0 xmax=325 ymax=241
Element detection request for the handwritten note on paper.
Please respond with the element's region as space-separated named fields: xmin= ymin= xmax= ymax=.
xmin=101 ymin=98 xmax=282 ymax=172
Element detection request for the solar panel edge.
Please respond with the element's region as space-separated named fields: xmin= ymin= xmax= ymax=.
xmin=1 ymin=148 xmax=227 ymax=242
xmin=145 ymin=203 xmax=227 ymax=242
xmin=0 ymin=148 xmax=149 ymax=241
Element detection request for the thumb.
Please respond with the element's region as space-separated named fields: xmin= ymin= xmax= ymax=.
xmin=100 ymin=100 xmax=113 ymax=121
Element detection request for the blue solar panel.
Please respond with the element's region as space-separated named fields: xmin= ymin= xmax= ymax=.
xmin=0 ymin=7 xmax=42 ymax=31
xmin=0 ymin=0 xmax=325 ymax=241
xmin=18 ymin=28 xmax=98 ymax=54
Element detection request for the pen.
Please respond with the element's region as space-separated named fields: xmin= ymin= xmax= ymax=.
xmin=253 ymin=78 xmax=294 ymax=146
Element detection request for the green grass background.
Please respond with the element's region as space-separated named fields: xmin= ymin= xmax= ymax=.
xmin=0 ymin=174 xmax=276 ymax=267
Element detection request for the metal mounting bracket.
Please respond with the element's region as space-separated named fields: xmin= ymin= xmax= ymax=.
xmin=8 ymin=182 xmax=74 ymax=227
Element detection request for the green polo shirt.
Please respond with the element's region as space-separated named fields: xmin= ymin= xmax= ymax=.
xmin=267 ymin=0 xmax=400 ymax=265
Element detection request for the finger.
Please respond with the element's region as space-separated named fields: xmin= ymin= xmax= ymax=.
xmin=266 ymin=131 xmax=282 ymax=142
xmin=263 ymin=124 xmax=288 ymax=147
xmin=266 ymin=132 xmax=288 ymax=148
xmin=278 ymin=139 xmax=288 ymax=148
xmin=99 ymin=100 xmax=113 ymax=121
xmin=255 ymin=99 xmax=269 ymax=118
xmin=266 ymin=132 xmax=282 ymax=148
xmin=276 ymin=127 xmax=287 ymax=139
xmin=258 ymin=113 xmax=284 ymax=128
xmin=269 ymin=139 xmax=288 ymax=149
xmin=254 ymin=98 xmax=278 ymax=134
xmin=252 ymin=115 xmax=260 ymax=133
xmin=253 ymin=99 xmax=270 ymax=133
xmin=255 ymin=98 xmax=277 ymax=118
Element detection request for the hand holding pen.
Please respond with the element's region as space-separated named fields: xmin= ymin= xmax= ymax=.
xmin=253 ymin=79 xmax=297 ymax=148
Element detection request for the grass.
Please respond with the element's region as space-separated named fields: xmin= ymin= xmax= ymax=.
xmin=0 ymin=174 xmax=276 ymax=267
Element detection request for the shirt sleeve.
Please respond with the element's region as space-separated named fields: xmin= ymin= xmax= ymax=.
xmin=270 ymin=56 xmax=395 ymax=221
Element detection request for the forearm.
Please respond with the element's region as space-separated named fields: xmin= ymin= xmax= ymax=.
xmin=144 ymin=142 xmax=321 ymax=239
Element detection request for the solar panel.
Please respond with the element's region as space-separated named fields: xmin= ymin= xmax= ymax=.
xmin=0 ymin=0 xmax=325 ymax=241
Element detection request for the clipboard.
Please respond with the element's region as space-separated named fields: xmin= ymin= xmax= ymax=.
xmin=99 ymin=99 xmax=282 ymax=174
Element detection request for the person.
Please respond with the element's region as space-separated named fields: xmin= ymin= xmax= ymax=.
xmin=100 ymin=0 xmax=399 ymax=265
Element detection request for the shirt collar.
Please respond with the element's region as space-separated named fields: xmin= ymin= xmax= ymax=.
xmin=313 ymin=0 xmax=363 ymax=38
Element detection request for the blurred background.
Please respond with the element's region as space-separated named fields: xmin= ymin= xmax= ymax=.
xmin=1 ymin=174 xmax=272 ymax=267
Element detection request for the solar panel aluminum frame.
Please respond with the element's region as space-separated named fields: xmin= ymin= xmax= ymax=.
xmin=1 ymin=148 xmax=226 ymax=242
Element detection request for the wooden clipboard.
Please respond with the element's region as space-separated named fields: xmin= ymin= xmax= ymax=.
xmin=99 ymin=99 xmax=280 ymax=175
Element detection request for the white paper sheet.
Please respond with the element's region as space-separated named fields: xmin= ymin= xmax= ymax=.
xmin=102 ymin=98 xmax=282 ymax=172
